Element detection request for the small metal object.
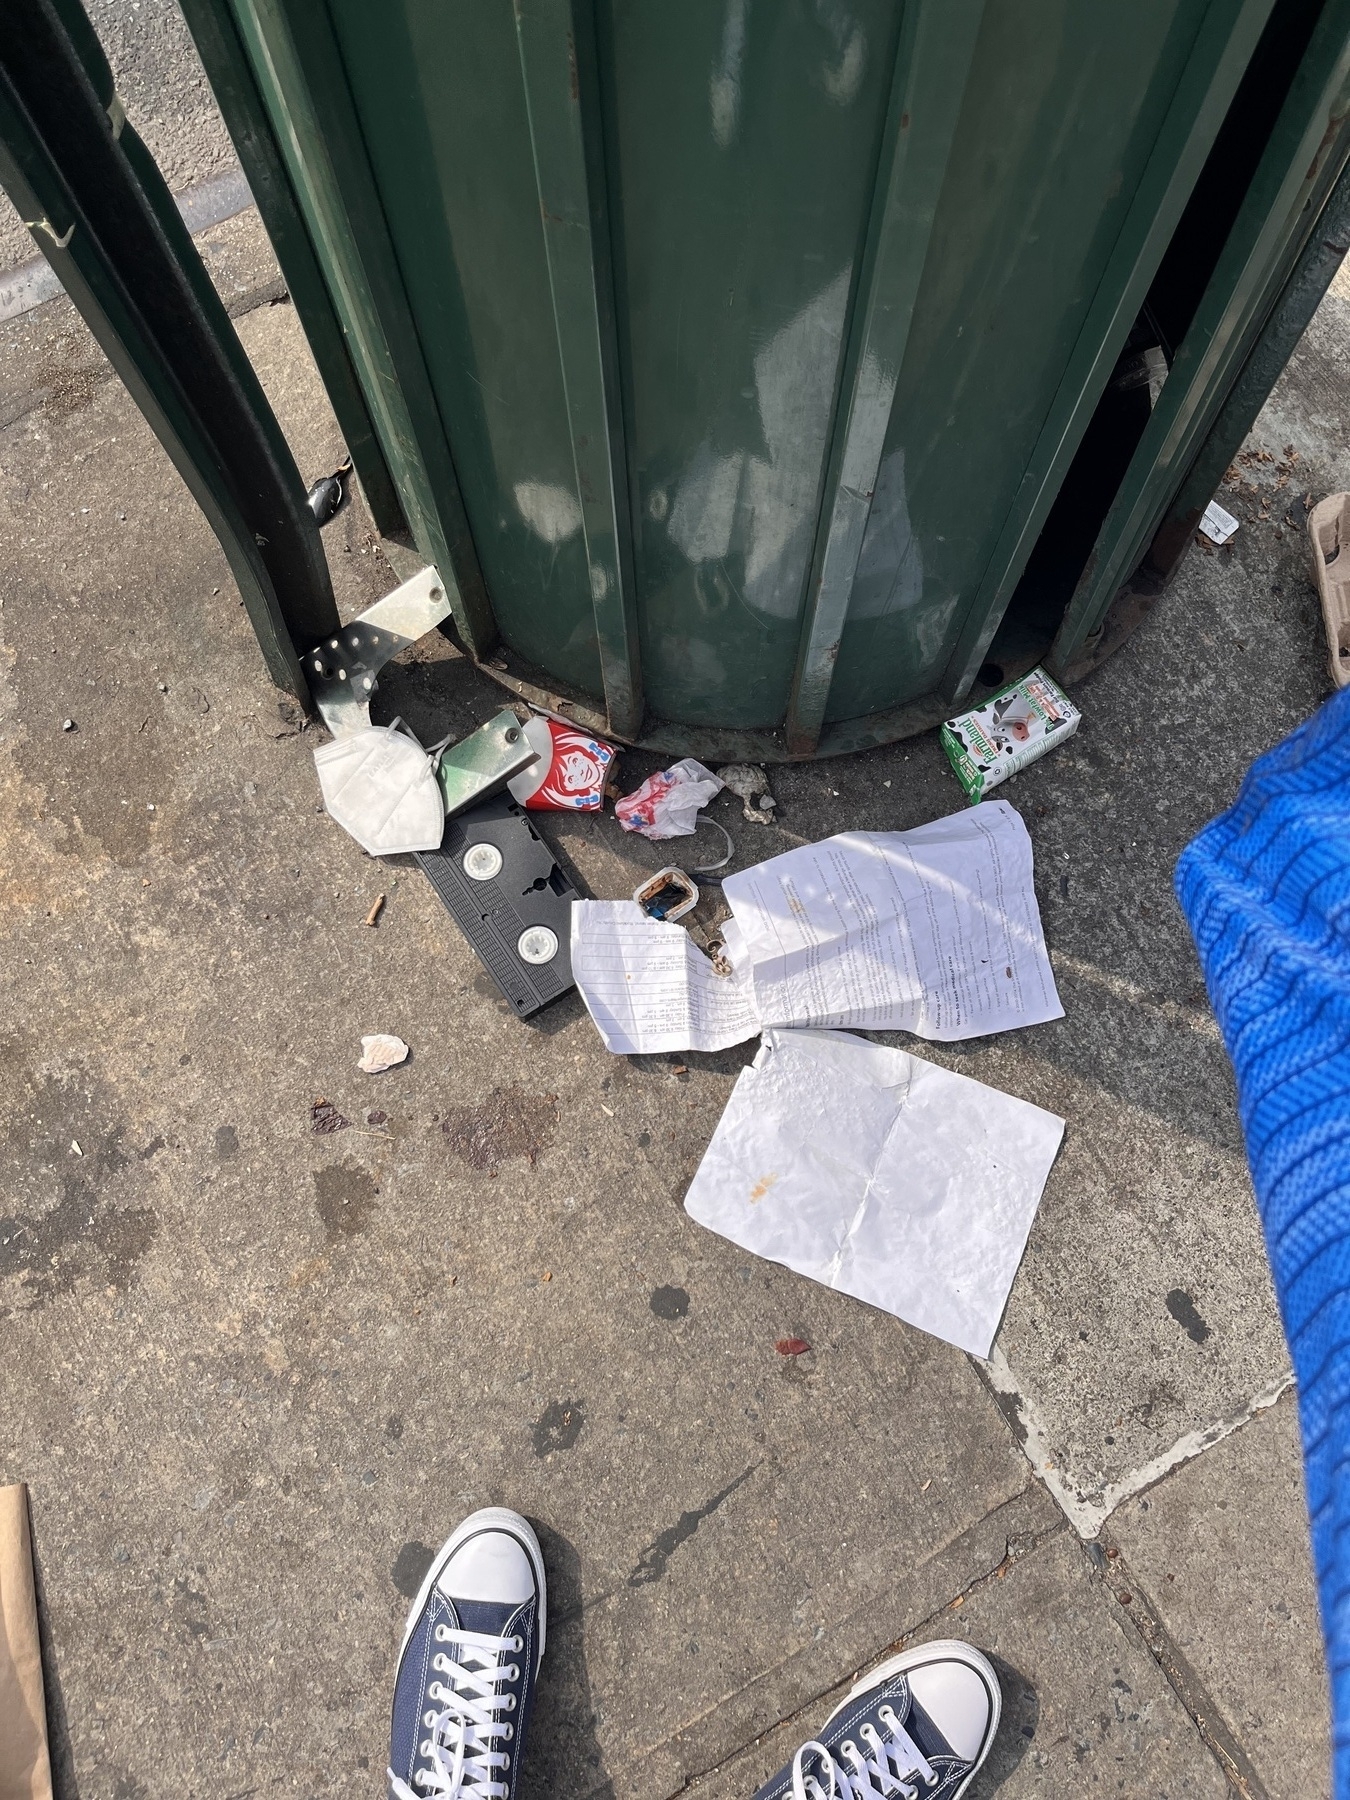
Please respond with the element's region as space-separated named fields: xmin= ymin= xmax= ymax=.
xmin=436 ymin=709 xmax=540 ymax=817
xmin=517 ymin=925 xmax=559 ymax=964
xmin=306 ymin=564 xmax=453 ymax=736
xmin=306 ymin=457 xmax=351 ymax=526
xmin=462 ymin=842 xmax=504 ymax=882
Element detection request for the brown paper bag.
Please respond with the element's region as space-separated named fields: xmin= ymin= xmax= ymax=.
xmin=0 ymin=1485 xmax=53 ymax=1800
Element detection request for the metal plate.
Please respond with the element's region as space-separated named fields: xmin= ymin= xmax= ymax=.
xmin=305 ymin=563 xmax=451 ymax=736
xmin=435 ymin=708 xmax=539 ymax=817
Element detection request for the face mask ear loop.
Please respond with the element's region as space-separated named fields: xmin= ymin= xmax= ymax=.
xmin=425 ymin=730 xmax=457 ymax=772
xmin=387 ymin=716 xmax=451 ymax=771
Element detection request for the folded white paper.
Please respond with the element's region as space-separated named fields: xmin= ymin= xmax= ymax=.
xmin=722 ymin=799 xmax=1062 ymax=1040
xmin=683 ymin=1028 xmax=1065 ymax=1357
xmin=569 ymin=901 xmax=761 ymax=1054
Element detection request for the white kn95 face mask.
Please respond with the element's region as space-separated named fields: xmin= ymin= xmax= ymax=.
xmin=313 ymin=717 xmax=448 ymax=856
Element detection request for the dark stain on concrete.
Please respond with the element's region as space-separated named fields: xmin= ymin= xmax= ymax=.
xmin=628 ymin=1465 xmax=756 ymax=1586
xmin=1165 ymin=1288 xmax=1212 ymax=1344
xmin=100 ymin=1204 xmax=160 ymax=1290
xmin=385 ymin=1414 xmax=404 ymax=1441
xmin=313 ymin=1163 xmax=378 ymax=1242
xmin=650 ymin=1285 xmax=690 ymax=1320
xmin=35 ymin=344 xmax=108 ymax=423
xmin=214 ymin=1124 xmax=239 ymax=1159
xmin=171 ymin=1572 xmax=212 ymax=1642
xmin=441 ymin=1086 xmax=559 ymax=1176
xmin=0 ymin=1175 xmax=159 ymax=1307
xmin=531 ymin=1398 xmax=585 ymax=1457
xmin=392 ymin=1541 xmax=436 ymax=1599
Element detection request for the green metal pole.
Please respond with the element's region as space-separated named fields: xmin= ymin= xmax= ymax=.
xmin=1051 ymin=0 xmax=1350 ymax=673
xmin=177 ymin=0 xmax=406 ymax=542
xmin=1148 ymin=140 xmax=1350 ymax=578
xmin=941 ymin=0 xmax=1277 ymax=703
xmin=512 ymin=0 xmax=643 ymax=739
xmin=0 ymin=0 xmax=340 ymax=701
xmin=784 ymin=0 xmax=985 ymax=757
xmin=227 ymin=0 xmax=496 ymax=658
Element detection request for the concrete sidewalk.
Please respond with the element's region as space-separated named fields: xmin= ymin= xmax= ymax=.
xmin=0 ymin=206 xmax=1337 ymax=1800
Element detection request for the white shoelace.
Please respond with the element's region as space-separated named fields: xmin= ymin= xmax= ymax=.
xmin=791 ymin=1704 xmax=938 ymax=1800
xmin=388 ymin=1623 xmax=523 ymax=1800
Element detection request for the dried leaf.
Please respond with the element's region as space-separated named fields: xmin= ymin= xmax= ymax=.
xmin=310 ymin=1099 xmax=350 ymax=1135
xmin=775 ymin=1337 xmax=811 ymax=1356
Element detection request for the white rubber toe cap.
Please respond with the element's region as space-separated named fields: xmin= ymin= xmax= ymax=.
xmin=438 ymin=1527 xmax=538 ymax=1608
xmin=907 ymin=1660 xmax=994 ymax=1764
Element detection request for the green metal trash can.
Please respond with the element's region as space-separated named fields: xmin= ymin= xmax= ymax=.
xmin=182 ymin=0 xmax=1350 ymax=755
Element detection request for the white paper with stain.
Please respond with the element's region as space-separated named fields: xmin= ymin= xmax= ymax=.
xmin=721 ymin=800 xmax=1062 ymax=1040
xmin=683 ymin=1028 xmax=1065 ymax=1357
xmin=570 ymin=900 xmax=761 ymax=1054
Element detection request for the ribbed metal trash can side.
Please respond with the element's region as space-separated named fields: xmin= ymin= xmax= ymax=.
xmin=186 ymin=0 xmax=1350 ymax=755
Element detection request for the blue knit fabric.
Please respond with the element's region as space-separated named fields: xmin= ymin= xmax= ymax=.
xmin=1176 ymin=682 xmax=1350 ymax=1789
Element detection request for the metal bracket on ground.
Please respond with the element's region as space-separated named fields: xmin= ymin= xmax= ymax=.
xmin=305 ymin=564 xmax=452 ymax=737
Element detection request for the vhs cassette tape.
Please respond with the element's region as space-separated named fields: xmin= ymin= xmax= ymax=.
xmin=417 ymin=794 xmax=582 ymax=1018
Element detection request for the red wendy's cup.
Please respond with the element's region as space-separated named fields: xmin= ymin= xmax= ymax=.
xmin=506 ymin=714 xmax=616 ymax=811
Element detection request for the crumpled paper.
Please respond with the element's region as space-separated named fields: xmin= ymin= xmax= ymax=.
xmin=358 ymin=1033 xmax=410 ymax=1074
xmin=683 ymin=1027 xmax=1064 ymax=1357
xmin=615 ymin=758 xmax=722 ymax=839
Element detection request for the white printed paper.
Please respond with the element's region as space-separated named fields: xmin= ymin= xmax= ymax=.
xmin=570 ymin=901 xmax=761 ymax=1054
xmin=1200 ymin=498 xmax=1240 ymax=545
xmin=684 ymin=1028 xmax=1065 ymax=1357
xmin=722 ymin=800 xmax=1062 ymax=1040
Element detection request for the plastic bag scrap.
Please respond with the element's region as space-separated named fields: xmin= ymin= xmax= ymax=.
xmin=616 ymin=758 xmax=723 ymax=839
xmin=314 ymin=717 xmax=449 ymax=856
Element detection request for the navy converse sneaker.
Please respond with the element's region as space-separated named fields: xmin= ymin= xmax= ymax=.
xmin=387 ymin=1508 xmax=546 ymax=1800
xmin=753 ymin=1641 xmax=1000 ymax=1800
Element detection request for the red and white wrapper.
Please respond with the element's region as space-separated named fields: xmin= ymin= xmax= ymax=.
xmin=615 ymin=758 xmax=723 ymax=839
xmin=506 ymin=714 xmax=616 ymax=811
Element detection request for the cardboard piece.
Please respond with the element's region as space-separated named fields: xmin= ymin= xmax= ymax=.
xmin=0 ymin=1484 xmax=53 ymax=1800
xmin=1308 ymin=493 xmax=1350 ymax=690
xmin=940 ymin=668 xmax=1080 ymax=802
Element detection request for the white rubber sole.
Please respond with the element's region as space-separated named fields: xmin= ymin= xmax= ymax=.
xmin=399 ymin=1507 xmax=548 ymax=1669
xmin=825 ymin=1639 xmax=1001 ymax=1798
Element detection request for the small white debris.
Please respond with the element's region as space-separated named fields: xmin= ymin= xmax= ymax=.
xmin=61 ymin=718 xmax=75 ymax=731
xmin=70 ymin=1140 xmax=82 ymax=1156
xmin=158 ymin=682 xmax=168 ymax=693
xmin=147 ymin=803 xmax=155 ymax=812
xmin=1200 ymin=498 xmax=1240 ymax=545
xmin=359 ymin=1033 xmax=410 ymax=1074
